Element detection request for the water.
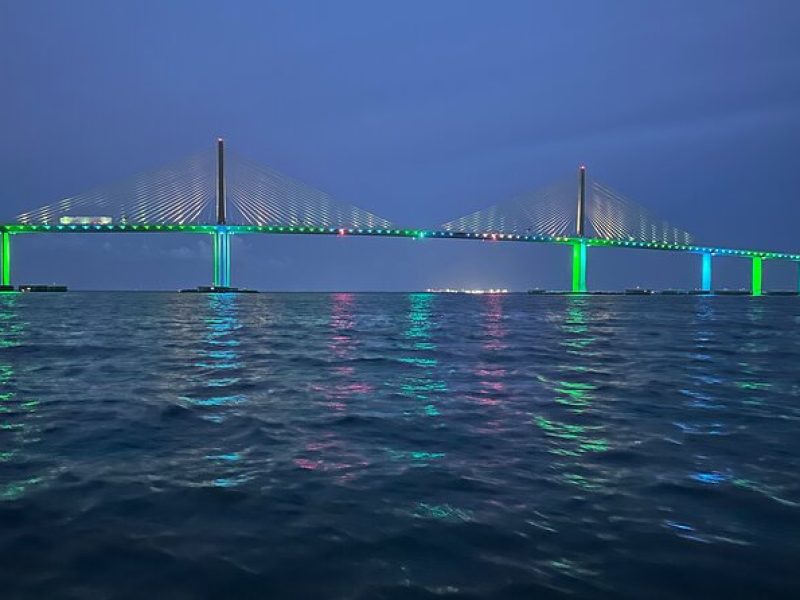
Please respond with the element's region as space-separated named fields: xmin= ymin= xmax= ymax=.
xmin=1 ymin=292 xmax=799 ymax=598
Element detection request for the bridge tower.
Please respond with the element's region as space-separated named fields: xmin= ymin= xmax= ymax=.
xmin=213 ymin=138 xmax=231 ymax=288
xmin=571 ymin=165 xmax=588 ymax=293
xmin=576 ymin=165 xmax=586 ymax=238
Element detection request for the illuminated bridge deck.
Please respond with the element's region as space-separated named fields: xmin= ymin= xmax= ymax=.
xmin=3 ymin=223 xmax=798 ymax=262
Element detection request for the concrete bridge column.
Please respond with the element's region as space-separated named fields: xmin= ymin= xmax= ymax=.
xmin=751 ymin=256 xmax=763 ymax=297
xmin=1 ymin=231 xmax=10 ymax=287
xmin=701 ymin=252 xmax=712 ymax=293
xmin=213 ymin=228 xmax=231 ymax=288
xmin=571 ymin=240 xmax=587 ymax=293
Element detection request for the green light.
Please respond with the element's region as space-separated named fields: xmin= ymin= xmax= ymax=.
xmin=751 ymin=256 xmax=762 ymax=296
xmin=571 ymin=241 xmax=587 ymax=293
xmin=1 ymin=231 xmax=9 ymax=286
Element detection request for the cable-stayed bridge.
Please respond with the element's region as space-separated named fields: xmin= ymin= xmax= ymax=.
xmin=2 ymin=139 xmax=798 ymax=295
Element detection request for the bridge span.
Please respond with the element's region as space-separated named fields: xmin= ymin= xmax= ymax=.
xmin=2 ymin=140 xmax=798 ymax=295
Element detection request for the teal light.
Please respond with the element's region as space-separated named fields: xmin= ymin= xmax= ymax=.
xmin=701 ymin=253 xmax=712 ymax=292
xmin=797 ymin=262 xmax=800 ymax=294
xmin=213 ymin=228 xmax=231 ymax=287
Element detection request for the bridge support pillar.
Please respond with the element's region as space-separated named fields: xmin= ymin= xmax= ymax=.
xmin=1 ymin=231 xmax=10 ymax=287
xmin=213 ymin=229 xmax=231 ymax=288
xmin=751 ymin=257 xmax=763 ymax=297
xmin=571 ymin=240 xmax=587 ymax=293
xmin=701 ymin=253 xmax=712 ymax=293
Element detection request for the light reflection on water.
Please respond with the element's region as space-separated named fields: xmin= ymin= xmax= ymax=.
xmin=293 ymin=293 xmax=371 ymax=479
xmin=181 ymin=294 xmax=251 ymax=488
xmin=0 ymin=294 xmax=43 ymax=500
xmin=186 ymin=293 xmax=245 ymax=412
xmin=396 ymin=293 xmax=447 ymax=417
xmin=0 ymin=293 xmax=799 ymax=597
xmin=471 ymin=294 xmax=507 ymax=410
xmin=320 ymin=292 xmax=372 ymax=406
xmin=534 ymin=297 xmax=608 ymax=479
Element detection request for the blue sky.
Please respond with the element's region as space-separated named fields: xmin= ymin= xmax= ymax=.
xmin=2 ymin=1 xmax=799 ymax=290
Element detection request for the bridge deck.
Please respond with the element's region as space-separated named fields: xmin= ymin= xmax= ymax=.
xmin=1 ymin=223 xmax=798 ymax=261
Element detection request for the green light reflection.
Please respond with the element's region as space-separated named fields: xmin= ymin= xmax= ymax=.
xmin=734 ymin=303 xmax=772 ymax=407
xmin=394 ymin=294 xmax=447 ymax=417
xmin=533 ymin=297 xmax=609 ymax=491
xmin=0 ymin=294 xmax=43 ymax=500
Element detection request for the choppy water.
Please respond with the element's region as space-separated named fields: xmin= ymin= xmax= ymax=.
xmin=1 ymin=292 xmax=799 ymax=598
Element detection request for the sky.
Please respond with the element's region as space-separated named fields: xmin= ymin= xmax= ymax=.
xmin=1 ymin=0 xmax=799 ymax=291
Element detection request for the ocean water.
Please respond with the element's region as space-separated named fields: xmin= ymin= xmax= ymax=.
xmin=1 ymin=292 xmax=799 ymax=598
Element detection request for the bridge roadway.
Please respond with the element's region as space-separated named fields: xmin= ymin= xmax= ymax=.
xmin=1 ymin=222 xmax=799 ymax=296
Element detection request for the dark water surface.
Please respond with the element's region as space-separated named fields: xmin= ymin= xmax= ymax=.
xmin=1 ymin=292 xmax=799 ymax=598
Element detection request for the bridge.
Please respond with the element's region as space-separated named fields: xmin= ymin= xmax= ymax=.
xmin=1 ymin=139 xmax=798 ymax=295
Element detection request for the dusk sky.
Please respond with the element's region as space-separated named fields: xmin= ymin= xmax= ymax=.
xmin=2 ymin=1 xmax=799 ymax=290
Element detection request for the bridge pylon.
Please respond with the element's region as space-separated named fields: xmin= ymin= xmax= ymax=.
xmin=571 ymin=240 xmax=587 ymax=293
xmin=571 ymin=166 xmax=588 ymax=293
xmin=1 ymin=230 xmax=10 ymax=287
xmin=216 ymin=138 xmax=226 ymax=226
xmin=213 ymin=229 xmax=231 ymax=288
xmin=212 ymin=138 xmax=231 ymax=288
xmin=701 ymin=253 xmax=712 ymax=293
xmin=576 ymin=165 xmax=586 ymax=237
xmin=751 ymin=257 xmax=763 ymax=296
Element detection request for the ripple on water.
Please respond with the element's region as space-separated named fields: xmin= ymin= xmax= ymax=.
xmin=0 ymin=293 xmax=799 ymax=597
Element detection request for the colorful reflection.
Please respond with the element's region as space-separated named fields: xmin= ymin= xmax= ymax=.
xmin=180 ymin=294 xmax=252 ymax=488
xmin=381 ymin=294 xmax=449 ymax=463
xmin=397 ymin=294 xmax=447 ymax=416
xmin=679 ymin=299 xmax=730 ymax=487
xmin=292 ymin=431 xmax=370 ymax=483
xmin=734 ymin=302 xmax=771 ymax=407
xmin=315 ymin=293 xmax=373 ymax=408
xmin=533 ymin=297 xmax=609 ymax=491
xmin=0 ymin=294 xmax=42 ymax=500
xmin=293 ymin=293 xmax=372 ymax=480
xmin=392 ymin=294 xmax=468 ymax=516
xmin=680 ymin=298 xmax=721 ymax=409
xmin=469 ymin=294 xmax=509 ymax=417
xmin=680 ymin=300 xmax=770 ymax=501
xmin=294 ymin=293 xmax=374 ymax=483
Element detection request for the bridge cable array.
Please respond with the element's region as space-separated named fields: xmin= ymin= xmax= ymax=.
xmin=439 ymin=173 xmax=694 ymax=244
xmin=587 ymin=179 xmax=693 ymax=244
xmin=439 ymin=178 xmax=577 ymax=238
xmin=226 ymin=152 xmax=394 ymax=229
xmin=16 ymin=148 xmax=397 ymax=230
xmin=16 ymin=146 xmax=693 ymax=245
xmin=17 ymin=149 xmax=217 ymax=226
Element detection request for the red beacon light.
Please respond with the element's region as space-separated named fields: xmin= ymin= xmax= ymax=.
xmin=338 ymin=228 xmax=346 ymax=236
